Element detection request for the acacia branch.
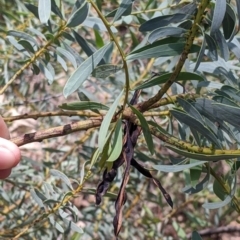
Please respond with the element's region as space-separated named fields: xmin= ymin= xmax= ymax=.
xmin=139 ymin=0 xmax=210 ymax=111
xmin=11 ymin=119 xmax=102 ymax=146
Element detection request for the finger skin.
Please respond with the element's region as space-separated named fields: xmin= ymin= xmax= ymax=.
xmin=0 ymin=116 xmax=10 ymax=139
xmin=0 ymin=169 xmax=12 ymax=179
xmin=0 ymin=116 xmax=21 ymax=179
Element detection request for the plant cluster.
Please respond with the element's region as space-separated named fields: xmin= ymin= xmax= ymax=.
xmin=1 ymin=0 xmax=240 ymax=239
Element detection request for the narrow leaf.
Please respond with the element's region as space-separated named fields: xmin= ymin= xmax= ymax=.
xmin=126 ymin=42 xmax=200 ymax=61
xmin=139 ymin=13 xmax=191 ymax=32
xmin=194 ymin=26 xmax=206 ymax=71
xmin=63 ymin=42 xmax=113 ymax=98
xmin=129 ymin=105 xmax=154 ymax=155
xmin=182 ymin=170 xmax=209 ymax=194
xmin=67 ymin=1 xmax=89 ymax=28
xmin=8 ymin=30 xmax=38 ymax=46
xmin=113 ymin=0 xmax=132 ymax=22
xmin=73 ymin=30 xmax=95 ymax=57
xmin=56 ymin=47 xmax=77 ymax=69
xmin=205 ymin=33 xmax=218 ymax=61
xmin=153 ymin=160 xmax=206 ymax=173
xmin=62 ymin=42 xmax=83 ymax=66
xmin=135 ymin=72 xmax=204 ymax=90
xmin=202 ymin=195 xmax=232 ymax=209
xmin=51 ymin=0 xmax=63 ymax=19
xmin=59 ymin=101 xmax=109 ymax=111
xmin=38 ymin=0 xmax=51 ymax=24
xmin=92 ymin=64 xmax=122 ymax=78
xmin=50 ymin=169 xmax=73 ymax=190
xmin=191 ymin=231 xmax=202 ymax=240
xmin=30 ymin=189 xmax=44 ymax=208
xmin=171 ymin=109 xmax=221 ymax=148
xmin=98 ymin=89 xmax=124 ymax=152
xmin=107 ymin=118 xmax=123 ymax=162
xmin=148 ymin=27 xmax=187 ymax=44
xmin=177 ymin=97 xmax=204 ymax=125
xmin=63 ymin=219 xmax=83 ymax=234
xmin=210 ymin=0 xmax=226 ymax=35
xmin=213 ymin=29 xmax=229 ymax=61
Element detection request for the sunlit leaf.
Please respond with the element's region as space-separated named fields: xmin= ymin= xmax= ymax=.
xmin=38 ymin=0 xmax=51 ymax=24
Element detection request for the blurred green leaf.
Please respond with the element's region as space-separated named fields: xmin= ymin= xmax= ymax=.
xmin=191 ymin=231 xmax=202 ymax=240
xmin=94 ymin=29 xmax=104 ymax=48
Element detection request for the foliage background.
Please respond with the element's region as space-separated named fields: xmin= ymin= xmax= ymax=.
xmin=0 ymin=0 xmax=240 ymax=239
